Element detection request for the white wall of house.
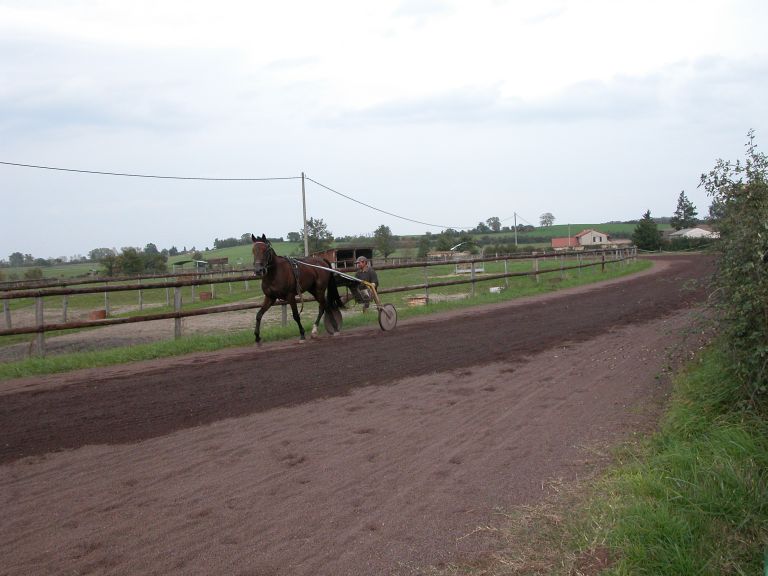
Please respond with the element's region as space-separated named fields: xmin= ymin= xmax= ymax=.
xmin=578 ymin=230 xmax=608 ymax=246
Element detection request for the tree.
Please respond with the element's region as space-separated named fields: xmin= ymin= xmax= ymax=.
xmin=670 ymin=190 xmax=698 ymax=230
xmin=373 ymin=224 xmax=395 ymax=258
xmin=114 ymin=247 xmax=144 ymax=275
xmin=100 ymin=252 xmax=117 ymax=276
xmin=144 ymin=243 xmax=159 ymax=255
xmin=540 ymin=212 xmax=555 ymax=226
xmin=89 ymin=248 xmax=115 ymax=261
xmin=142 ymin=250 xmax=168 ymax=274
xmin=486 ymin=216 xmax=501 ymax=232
xmin=707 ymin=196 xmax=726 ymax=223
xmin=632 ymin=210 xmax=661 ymax=251
xmin=417 ymin=236 xmax=431 ymax=259
xmin=9 ymin=252 xmax=24 ymax=267
xmin=474 ymin=221 xmax=491 ymax=233
xmin=302 ymin=217 xmax=334 ymax=253
xmin=286 ymin=232 xmax=301 ymax=243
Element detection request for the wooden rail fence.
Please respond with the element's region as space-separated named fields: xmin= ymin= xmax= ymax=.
xmin=1 ymin=248 xmax=635 ymax=357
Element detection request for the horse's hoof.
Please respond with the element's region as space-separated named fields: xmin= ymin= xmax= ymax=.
xmin=332 ymin=331 xmax=340 ymax=337
xmin=298 ymin=339 xmax=306 ymax=344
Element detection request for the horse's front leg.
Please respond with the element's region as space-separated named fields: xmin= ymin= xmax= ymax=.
xmin=254 ymin=297 xmax=275 ymax=344
xmin=288 ymin=298 xmax=306 ymax=342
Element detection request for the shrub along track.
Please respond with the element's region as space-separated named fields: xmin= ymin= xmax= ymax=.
xmin=0 ymin=254 xmax=715 ymax=576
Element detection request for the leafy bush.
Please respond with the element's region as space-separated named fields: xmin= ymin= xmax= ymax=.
xmin=700 ymin=130 xmax=768 ymax=411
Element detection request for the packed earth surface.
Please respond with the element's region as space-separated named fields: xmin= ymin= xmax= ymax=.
xmin=0 ymin=254 xmax=715 ymax=575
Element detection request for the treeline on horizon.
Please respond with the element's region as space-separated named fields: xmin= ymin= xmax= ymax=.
xmin=0 ymin=215 xmax=684 ymax=275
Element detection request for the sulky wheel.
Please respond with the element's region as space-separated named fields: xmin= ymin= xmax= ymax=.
xmin=377 ymin=304 xmax=397 ymax=331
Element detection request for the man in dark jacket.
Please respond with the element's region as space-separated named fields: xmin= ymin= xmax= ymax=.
xmin=354 ymin=256 xmax=379 ymax=311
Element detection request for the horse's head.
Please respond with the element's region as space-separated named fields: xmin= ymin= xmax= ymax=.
xmin=251 ymin=233 xmax=274 ymax=277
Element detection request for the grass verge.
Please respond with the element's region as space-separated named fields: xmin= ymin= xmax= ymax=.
xmin=429 ymin=341 xmax=768 ymax=575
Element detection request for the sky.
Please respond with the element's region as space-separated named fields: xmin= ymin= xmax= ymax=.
xmin=1 ymin=0 xmax=766 ymax=260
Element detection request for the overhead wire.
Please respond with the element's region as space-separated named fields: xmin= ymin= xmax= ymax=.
xmin=2 ymin=160 xmax=514 ymax=232
xmin=0 ymin=161 xmax=300 ymax=181
xmin=305 ymin=176 xmax=476 ymax=231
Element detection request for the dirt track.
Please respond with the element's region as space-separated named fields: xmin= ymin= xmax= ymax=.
xmin=0 ymin=254 xmax=714 ymax=575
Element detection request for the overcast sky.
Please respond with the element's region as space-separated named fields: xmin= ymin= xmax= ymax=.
xmin=1 ymin=0 xmax=766 ymax=259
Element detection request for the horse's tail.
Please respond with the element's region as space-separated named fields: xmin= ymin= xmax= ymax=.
xmin=325 ymin=263 xmax=345 ymax=310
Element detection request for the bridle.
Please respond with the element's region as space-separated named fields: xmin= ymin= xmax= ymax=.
xmin=253 ymin=241 xmax=274 ymax=273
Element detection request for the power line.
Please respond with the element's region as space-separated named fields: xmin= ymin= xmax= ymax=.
xmin=501 ymin=213 xmax=534 ymax=226
xmin=305 ymin=176 xmax=474 ymax=231
xmin=2 ymin=160 xmax=502 ymax=232
xmin=0 ymin=161 xmax=300 ymax=181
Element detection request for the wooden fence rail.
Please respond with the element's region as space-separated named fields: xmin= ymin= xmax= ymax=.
xmin=0 ymin=248 xmax=635 ymax=356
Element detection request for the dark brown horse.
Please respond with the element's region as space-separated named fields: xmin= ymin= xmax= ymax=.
xmin=251 ymin=234 xmax=344 ymax=343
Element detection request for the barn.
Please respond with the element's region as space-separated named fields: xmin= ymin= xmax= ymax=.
xmin=312 ymin=246 xmax=374 ymax=269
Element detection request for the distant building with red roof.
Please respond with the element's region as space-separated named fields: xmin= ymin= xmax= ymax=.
xmin=551 ymin=229 xmax=610 ymax=251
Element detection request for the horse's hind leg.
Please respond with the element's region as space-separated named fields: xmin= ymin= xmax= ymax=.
xmin=311 ymin=292 xmax=338 ymax=337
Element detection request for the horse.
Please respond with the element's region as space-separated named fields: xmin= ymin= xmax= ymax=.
xmin=251 ymin=234 xmax=344 ymax=343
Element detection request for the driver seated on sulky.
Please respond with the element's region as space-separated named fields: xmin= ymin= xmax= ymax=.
xmin=354 ymin=255 xmax=379 ymax=311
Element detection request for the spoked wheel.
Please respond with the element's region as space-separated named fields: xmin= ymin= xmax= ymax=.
xmin=378 ymin=303 xmax=397 ymax=331
xmin=323 ymin=308 xmax=343 ymax=334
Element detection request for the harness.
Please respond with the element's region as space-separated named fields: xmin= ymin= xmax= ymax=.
xmin=285 ymin=256 xmax=305 ymax=311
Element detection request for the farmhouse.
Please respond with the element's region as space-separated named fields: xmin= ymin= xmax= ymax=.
xmin=551 ymin=229 xmax=610 ymax=251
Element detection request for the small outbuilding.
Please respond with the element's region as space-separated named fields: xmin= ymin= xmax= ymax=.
xmin=312 ymin=247 xmax=374 ymax=269
xmin=667 ymin=226 xmax=719 ymax=239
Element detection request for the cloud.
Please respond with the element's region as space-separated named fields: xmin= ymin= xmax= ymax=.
xmin=336 ymin=55 xmax=768 ymax=128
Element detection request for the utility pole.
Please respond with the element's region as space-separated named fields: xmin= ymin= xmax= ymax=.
xmin=301 ymin=172 xmax=309 ymax=256
xmin=514 ymin=212 xmax=518 ymax=247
